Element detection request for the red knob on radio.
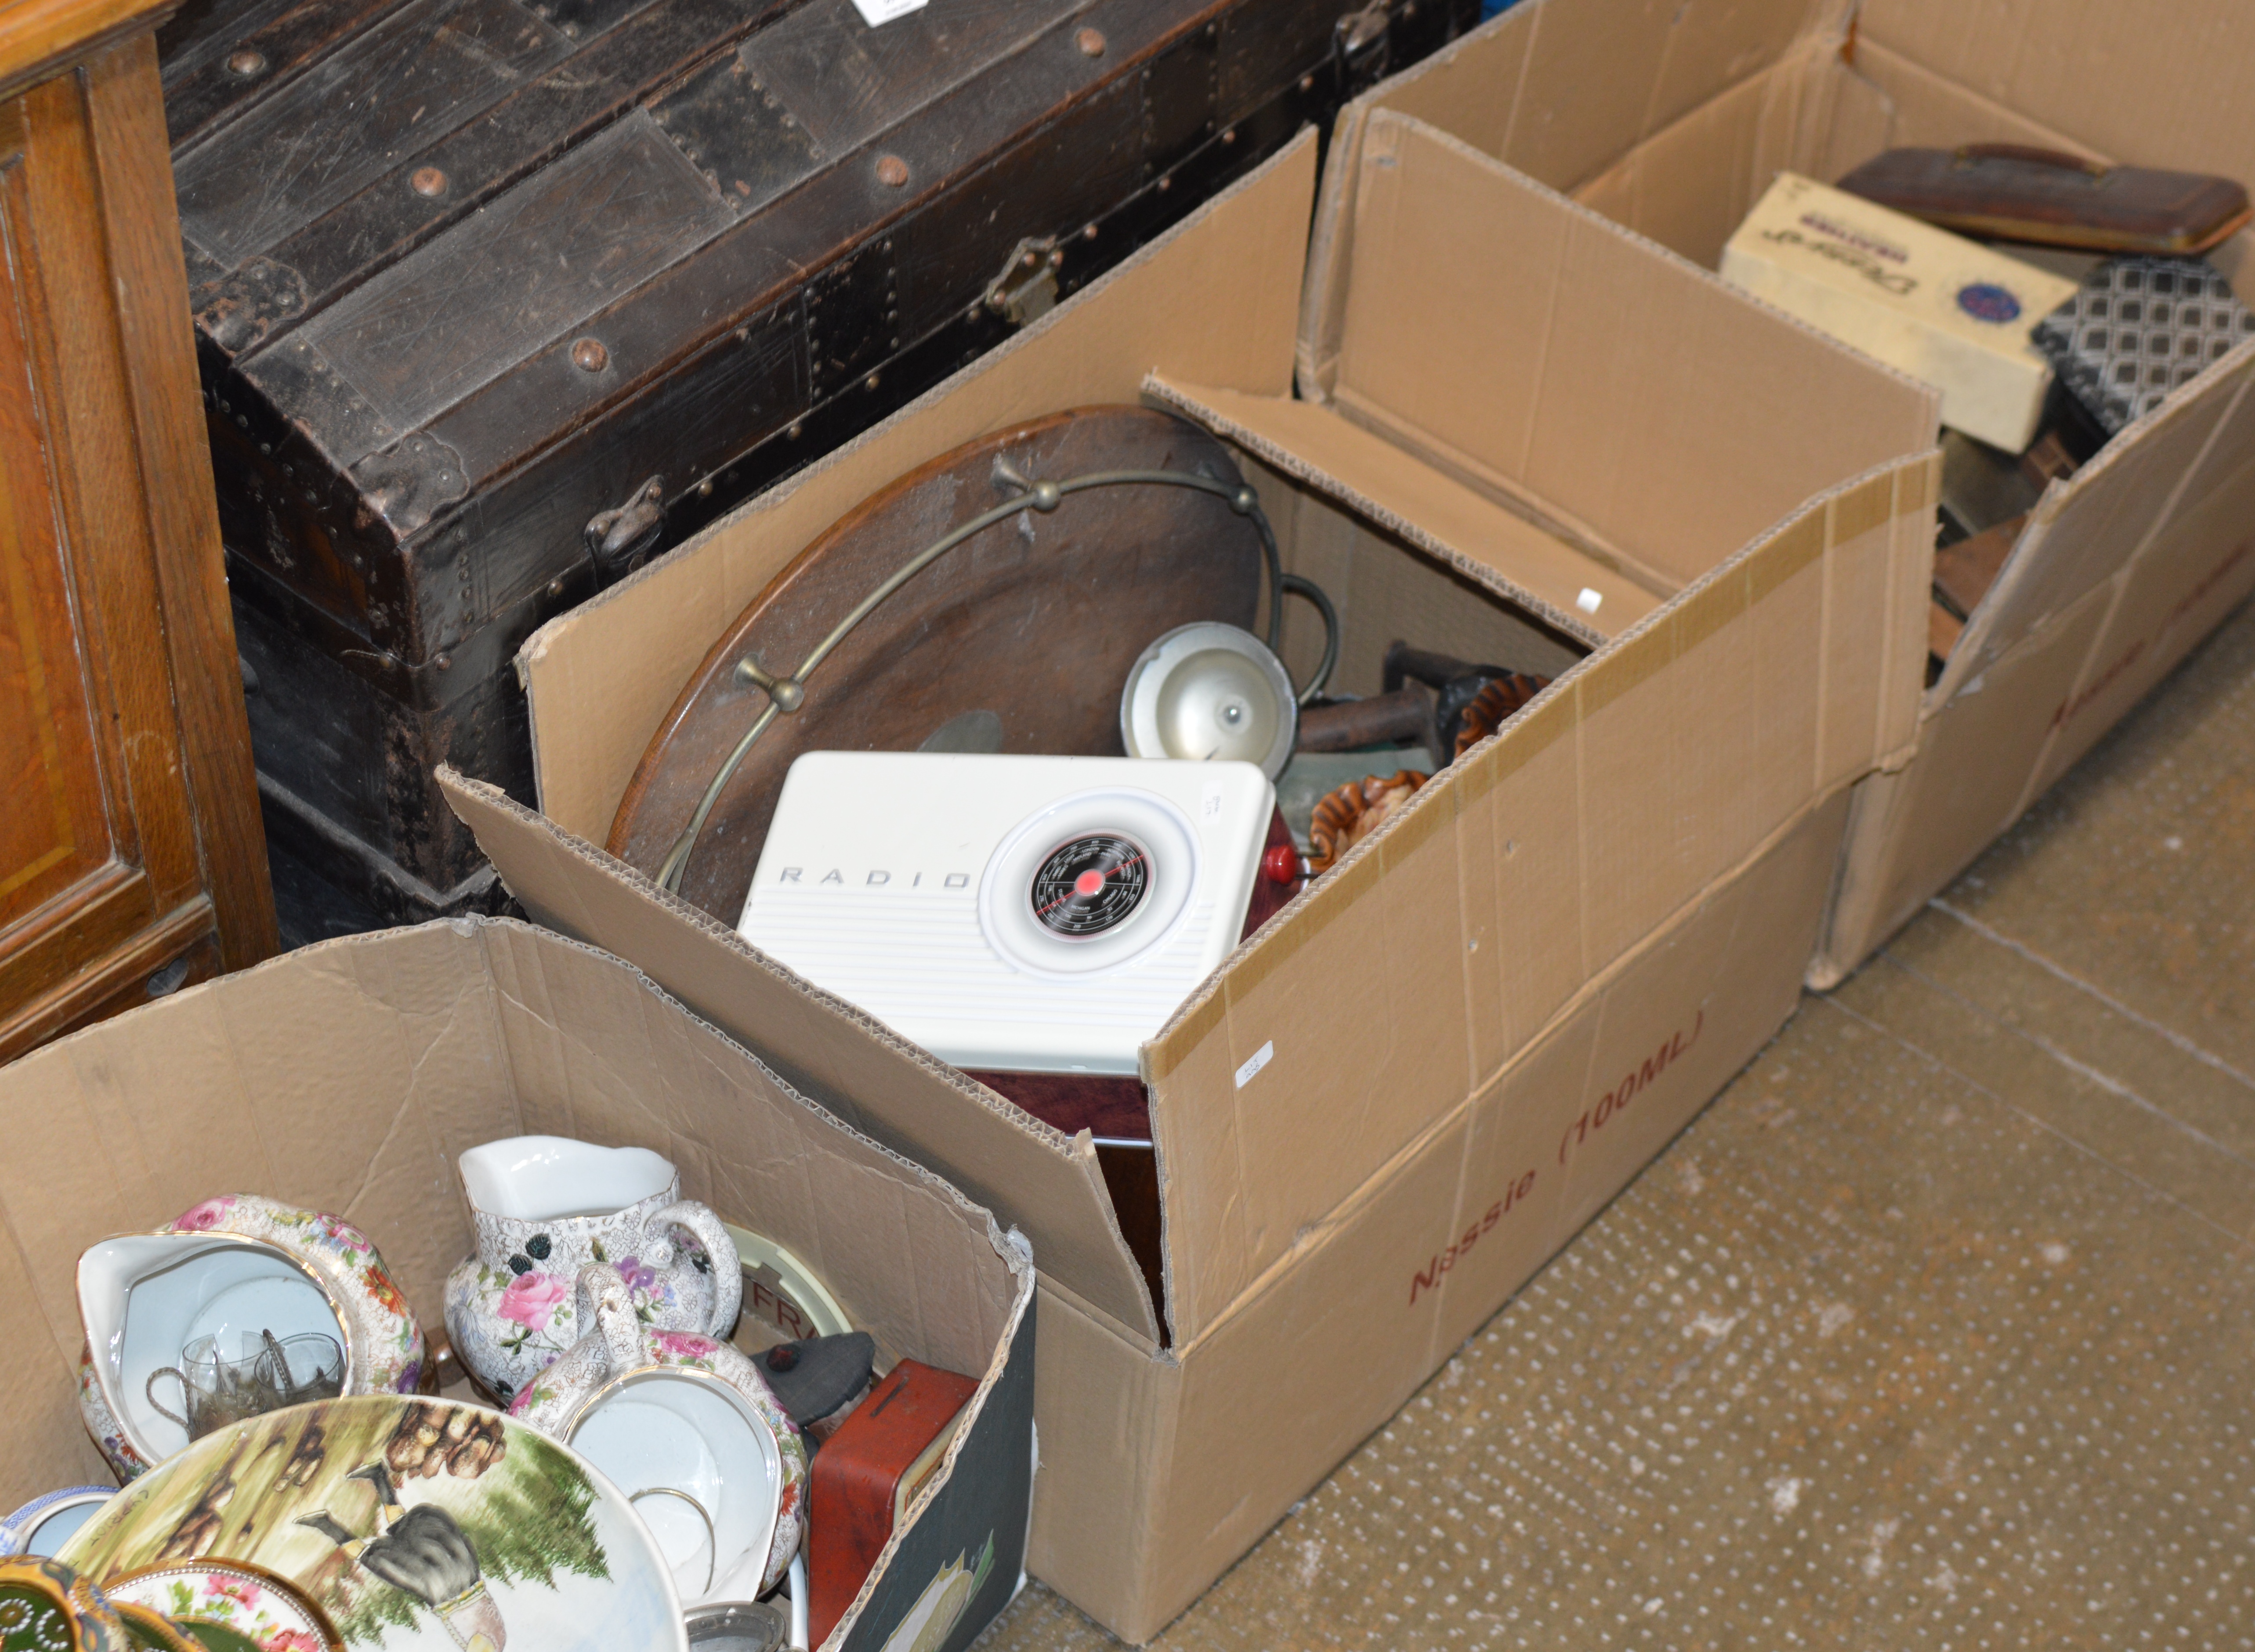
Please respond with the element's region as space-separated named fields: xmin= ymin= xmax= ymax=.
xmin=1261 ymin=844 xmax=1303 ymax=886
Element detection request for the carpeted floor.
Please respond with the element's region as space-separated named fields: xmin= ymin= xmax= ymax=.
xmin=974 ymin=595 xmax=2255 ymax=1651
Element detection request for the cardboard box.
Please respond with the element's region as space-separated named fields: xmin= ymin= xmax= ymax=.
xmin=0 ymin=919 xmax=1036 ymax=1652
xmin=464 ymin=128 xmax=1938 ymax=1639
xmin=1309 ymin=0 xmax=2255 ymax=984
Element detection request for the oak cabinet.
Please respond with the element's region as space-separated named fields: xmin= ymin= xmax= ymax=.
xmin=0 ymin=0 xmax=274 ymax=1059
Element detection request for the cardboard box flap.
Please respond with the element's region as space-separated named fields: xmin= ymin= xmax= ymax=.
xmin=1811 ymin=22 xmax=2255 ymax=323
xmin=1298 ymin=0 xmax=1855 ymax=398
xmin=827 ymin=1254 xmax=1035 ymax=1652
xmin=1569 ymin=41 xmax=1828 ymax=272
xmin=1397 ymin=0 xmax=1840 ymax=196
xmin=1857 ymin=0 xmax=2255 ymax=187
xmin=1144 ymin=377 xmax=1654 ymax=642
xmin=1934 ymin=338 xmax=2255 ymax=703
xmin=1320 ymin=111 xmax=1937 ymax=592
xmin=1546 ymin=13 xmax=2255 ymax=303
xmin=440 ymin=770 xmax=1163 ymax=1348
xmin=519 ymin=135 xmax=1321 ymax=846
xmin=1133 ymin=448 xmax=1936 ymax=1342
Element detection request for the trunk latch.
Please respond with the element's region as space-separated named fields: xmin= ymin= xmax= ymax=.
xmin=984 ymin=236 xmax=1065 ymax=327
xmin=1335 ymin=1 xmax=1393 ymax=85
xmin=584 ymin=476 xmax=667 ymax=580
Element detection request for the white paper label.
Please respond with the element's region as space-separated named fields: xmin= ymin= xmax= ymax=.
xmin=851 ymin=0 xmax=926 ymax=24
xmin=1576 ymin=587 xmax=1603 ymax=615
xmin=1234 ymin=1040 xmax=1274 ymax=1089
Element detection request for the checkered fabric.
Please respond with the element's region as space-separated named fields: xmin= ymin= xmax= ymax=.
xmin=2034 ymin=255 xmax=2255 ymax=434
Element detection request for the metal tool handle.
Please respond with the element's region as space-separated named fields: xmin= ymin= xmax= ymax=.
xmin=1278 ymin=572 xmax=1339 ymax=706
xmin=1383 ymin=641 xmax=1493 ymax=693
xmin=1296 ymin=682 xmax=1433 ymax=752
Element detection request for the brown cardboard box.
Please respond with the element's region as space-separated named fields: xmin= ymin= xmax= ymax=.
xmin=1308 ymin=0 xmax=2255 ymax=984
xmin=457 ymin=129 xmax=1938 ymax=1639
xmin=0 ymin=919 xmax=1036 ymax=1652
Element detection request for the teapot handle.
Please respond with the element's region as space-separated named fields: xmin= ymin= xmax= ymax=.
xmin=576 ymin=1263 xmax=652 ymax=1373
xmin=648 ymin=1200 xmax=742 ymax=1338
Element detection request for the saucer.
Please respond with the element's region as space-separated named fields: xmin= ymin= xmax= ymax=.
xmin=58 ymin=1395 xmax=687 ymax=1652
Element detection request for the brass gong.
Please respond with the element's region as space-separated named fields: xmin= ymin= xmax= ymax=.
xmin=607 ymin=406 xmax=1270 ymax=922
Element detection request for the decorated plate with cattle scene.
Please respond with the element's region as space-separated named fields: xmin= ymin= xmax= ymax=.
xmin=58 ymin=1396 xmax=685 ymax=1652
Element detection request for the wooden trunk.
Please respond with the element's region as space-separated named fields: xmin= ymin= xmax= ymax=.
xmin=159 ymin=0 xmax=1474 ymax=938
xmin=0 ymin=0 xmax=276 ymax=1056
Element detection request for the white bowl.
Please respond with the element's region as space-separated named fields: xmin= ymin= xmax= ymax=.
xmin=569 ymin=1368 xmax=788 ymax=1607
xmin=81 ymin=1233 xmax=346 ymax=1463
xmin=0 ymin=1486 xmax=114 ymax=1557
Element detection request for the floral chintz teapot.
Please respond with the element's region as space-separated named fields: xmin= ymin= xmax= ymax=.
xmin=510 ymin=1262 xmax=808 ymax=1603
xmin=443 ymin=1137 xmax=741 ymax=1401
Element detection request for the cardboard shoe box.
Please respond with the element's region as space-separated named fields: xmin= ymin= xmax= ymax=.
xmin=1312 ymin=0 xmax=2255 ymax=984
xmin=0 ymin=919 xmax=1035 ymax=1652
xmin=446 ymin=126 xmax=1936 ymax=1640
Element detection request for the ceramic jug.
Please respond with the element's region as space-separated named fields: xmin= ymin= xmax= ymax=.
xmin=511 ymin=1264 xmax=807 ymax=1605
xmin=76 ymin=1194 xmax=427 ymax=1481
xmin=444 ymin=1137 xmax=742 ymax=1401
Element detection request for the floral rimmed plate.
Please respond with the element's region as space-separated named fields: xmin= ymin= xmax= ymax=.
xmin=105 ymin=1562 xmax=339 ymax=1652
xmin=57 ymin=1395 xmax=687 ymax=1652
xmin=111 ymin=1601 xmax=206 ymax=1651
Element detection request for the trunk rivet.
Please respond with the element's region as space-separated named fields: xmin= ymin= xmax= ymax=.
xmin=572 ymin=338 xmax=609 ymax=372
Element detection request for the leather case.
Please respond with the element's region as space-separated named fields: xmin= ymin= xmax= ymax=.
xmin=808 ymin=1359 xmax=981 ymax=1647
xmin=1838 ymin=146 xmax=2251 ymax=255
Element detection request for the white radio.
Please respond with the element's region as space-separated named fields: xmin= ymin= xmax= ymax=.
xmin=738 ymin=752 xmax=1276 ymax=1074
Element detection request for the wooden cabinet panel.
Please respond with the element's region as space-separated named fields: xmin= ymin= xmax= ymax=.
xmin=0 ymin=11 xmax=275 ymax=1061
xmin=0 ymin=239 xmax=116 ymax=929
